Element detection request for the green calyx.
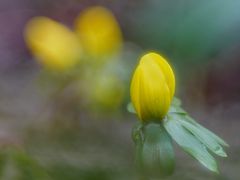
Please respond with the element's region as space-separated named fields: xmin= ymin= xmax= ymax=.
xmin=132 ymin=122 xmax=175 ymax=177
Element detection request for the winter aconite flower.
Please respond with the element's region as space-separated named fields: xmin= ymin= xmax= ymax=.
xmin=75 ymin=6 xmax=122 ymax=58
xmin=24 ymin=17 xmax=82 ymax=70
xmin=129 ymin=52 xmax=228 ymax=176
xmin=130 ymin=52 xmax=175 ymax=121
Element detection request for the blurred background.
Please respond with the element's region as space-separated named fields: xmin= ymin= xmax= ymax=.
xmin=0 ymin=0 xmax=240 ymax=179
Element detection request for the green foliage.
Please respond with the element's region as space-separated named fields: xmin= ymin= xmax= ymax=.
xmin=0 ymin=148 xmax=51 ymax=179
xmin=48 ymin=165 xmax=112 ymax=180
xmin=178 ymin=118 xmax=227 ymax=157
xmin=183 ymin=116 xmax=229 ymax=147
xmin=164 ymin=116 xmax=218 ymax=173
xmin=165 ymin=98 xmax=228 ymax=173
xmin=0 ymin=148 xmax=118 ymax=180
xmin=0 ymin=151 xmax=7 ymax=178
xmin=12 ymin=150 xmax=50 ymax=180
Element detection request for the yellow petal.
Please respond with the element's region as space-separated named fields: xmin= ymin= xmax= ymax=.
xmin=130 ymin=66 xmax=142 ymax=119
xmin=75 ymin=6 xmax=122 ymax=57
xmin=24 ymin=17 xmax=82 ymax=70
xmin=141 ymin=52 xmax=175 ymax=98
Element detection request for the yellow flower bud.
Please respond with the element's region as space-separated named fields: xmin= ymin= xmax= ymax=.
xmin=24 ymin=17 xmax=82 ymax=71
xmin=130 ymin=52 xmax=175 ymax=121
xmin=74 ymin=6 xmax=122 ymax=57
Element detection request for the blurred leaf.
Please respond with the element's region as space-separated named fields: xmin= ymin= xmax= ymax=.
xmin=164 ymin=116 xmax=218 ymax=173
xmin=178 ymin=118 xmax=227 ymax=157
xmin=0 ymin=151 xmax=7 ymax=178
xmin=12 ymin=151 xmax=50 ymax=180
xmin=129 ymin=0 xmax=240 ymax=71
xmin=48 ymin=165 xmax=112 ymax=180
xmin=141 ymin=123 xmax=175 ymax=177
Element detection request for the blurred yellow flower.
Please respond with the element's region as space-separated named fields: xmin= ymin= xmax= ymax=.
xmin=92 ymin=74 xmax=124 ymax=111
xmin=130 ymin=52 xmax=175 ymax=121
xmin=75 ymin=6 xmax=122 ymax=58
xmin=24 ymin=17 xmax=82 ymax=71
xmin=80 ymin=60 xmax=125 ymax=111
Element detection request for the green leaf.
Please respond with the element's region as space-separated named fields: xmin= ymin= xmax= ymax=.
xmin=178 ymin=117 xmax=227 ymax=157
xmin=141 ymin=123 xmax=175 ymax=177
xmin=177 ymin=114 xmax=229 ymax=147
xmin=172 ymin=97 xmax=182 ymax=106
xmin=169 ymin=105 xmax=187 ymax=114
xmin=164 ymin=116 xmax=219 ymax=173
xmin=169 ymin=99 xmax=228 ymax=148
xmin=127 ymin=102 xmax=136 ymax=114
xmin=185 ymin=116 xmax=229 ymax=147
xmin=169 ymin=97 xmax=186 ymax=114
